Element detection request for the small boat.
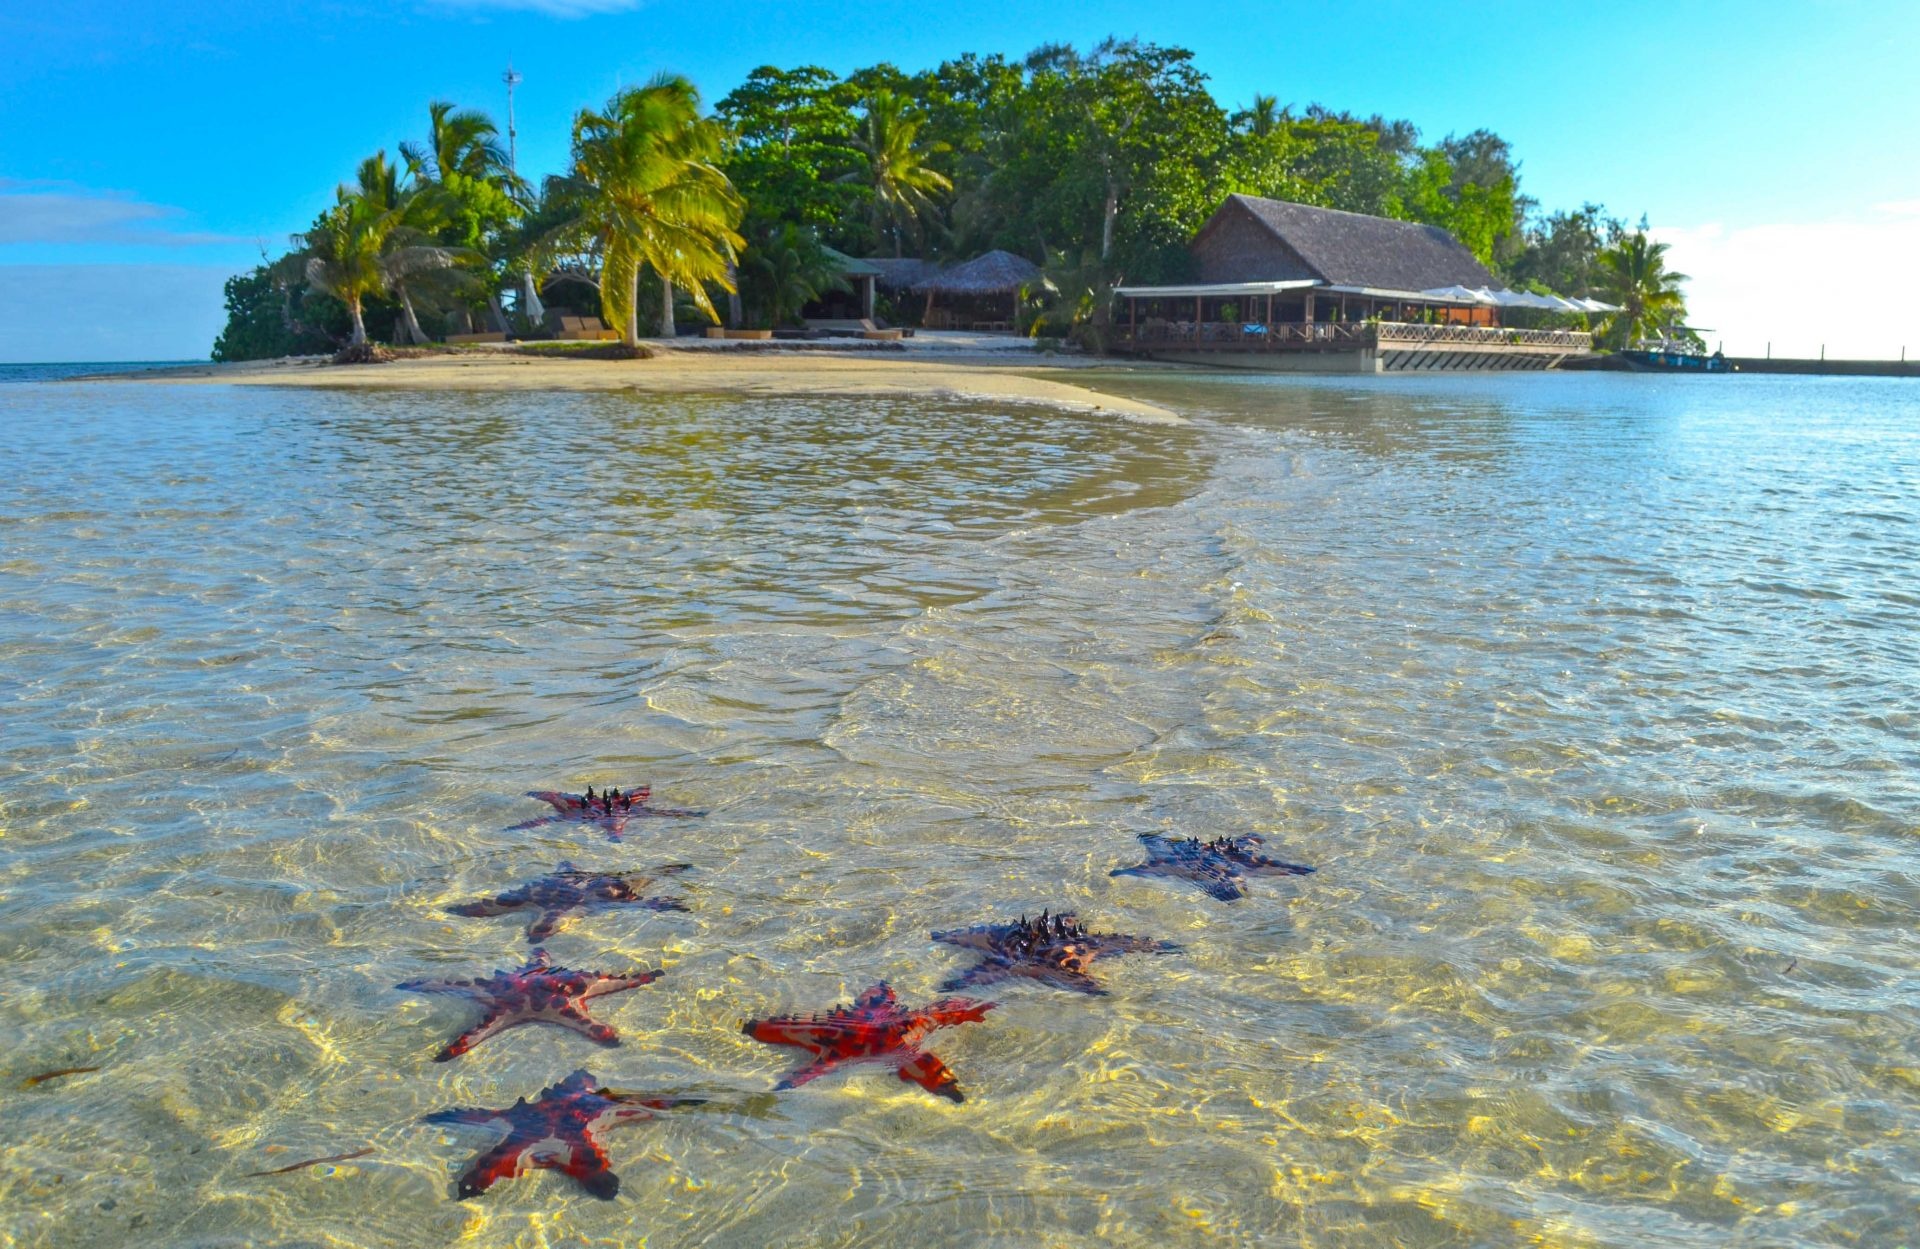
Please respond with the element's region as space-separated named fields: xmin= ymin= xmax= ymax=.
xmin=1619 ymin=327 xmax=1730 ymax=373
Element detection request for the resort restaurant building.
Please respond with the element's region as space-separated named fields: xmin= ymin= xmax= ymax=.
xmin=1114 ymin=195 xmax=1596 ymax=372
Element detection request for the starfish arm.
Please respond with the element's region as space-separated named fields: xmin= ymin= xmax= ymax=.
xmin=398 ymin=976 xmax=477 ymax=996
xmin=921 ymin=997 xmax=996 ymax=1026
xmin=556 ymin=1133 xmax=621 ymax=1200
xmin=424 ymin=1107 xmax=505 ymax=1128
xmin=505 ymin=815 xmax=558 ymax=832
xmin=1101 ymin=935 xmax=1184 ymax=955
xmin=1033 ymin=967 xmax=1109 ymax=995
xmin=930 ymin=925 xmax=1005 ymax=952
xmin=524 ymin=790 xmax=578 ymax=813
xmin=895 ymin=1049 xmax=965 ymax=1102
xmin=854 ymin=983 xmax=898 ymax=1011
xmin=597 ymin=1093 xmax=707 ymax=1113
xmin=1109 ymin=864 xmax=1153 ymax=881
xmin=744 ymin=1018 xmax=839 ymax=1050
xmin=434 ymin=1007 xmax=527 ymax=1062
xmin=451 ymin=1134 xmax=529 ymax=1200
xmin=937 ymin=961 xmax=1017 ymax=993
xmin=650 ymin=863 xmax=693 ymax=877
xmin=1247 ymin=855 xmax=1315 ymax=876
xmin=447 ymin=897 xmax=519 ymax=919
xmin=579 ymin=969 xmax=663 ymax=999
xmin=773 ymin=1055 xmax=850 ymax=1091
xmin=549 ymin=1003 xmax=622 ymax=1047
xmin=1191 ymin=868 xmax=1248 ymax=902
xmin=526 ymin=908 xmax=569 ymax=942
xmin=633 ymin=807 xmax=705 ymax=819
xmin=637 ymin=896 xmax=689 ymax=913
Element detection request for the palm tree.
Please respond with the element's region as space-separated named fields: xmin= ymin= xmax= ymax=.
xmin=402 ymin=101 xmax=518 ymax=189
xmin=1244 ymin=94 xmax=1281 ymax=138
xmin=545 ymin=76 xmax=744 ymax=345
xmin=301 ymin=153 xmax=463 ymax=347
xmin=839 ymin=90 xmax=952 ymax=258
xmin=403 ymin=101 xmax=530 ymax=325
xmin=742 ymin=223 xmax=847 ymax=329
xmin=1594 ymin=231 xmax=1689 ymax=349
xmin=351 ymin=152 xmax=466 ymax=345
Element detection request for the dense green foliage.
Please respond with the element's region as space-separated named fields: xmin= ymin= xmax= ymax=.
xmin=214 ymin=37 xmax=1680 ymax=357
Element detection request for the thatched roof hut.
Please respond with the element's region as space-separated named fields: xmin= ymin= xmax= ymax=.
xmin=911 ymin=249 xmax=1044 ymax=296
xmin=866 ymin=257 xmax=939 ymax=292
xmin=1193 ymin=194 xmax=1494 ymax=291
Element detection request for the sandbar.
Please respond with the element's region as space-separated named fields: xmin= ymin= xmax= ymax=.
xmin=109 ymin=342 xmax=1185 ymax=424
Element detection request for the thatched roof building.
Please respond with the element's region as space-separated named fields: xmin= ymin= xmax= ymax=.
xmin=912 ymin=249 xmax=1044 ymax=296
xmin=1192 ymin=194 xmax=1494 ymax=291
xmin=866 ymin=257 xmax=939 ymax=292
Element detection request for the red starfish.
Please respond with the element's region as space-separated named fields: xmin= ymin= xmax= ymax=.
xmin=398 ymin=949 xmax=662 ymax=1061
xmin=932 ymin=910 xmax=1181 ymax=996
xmin=425 ymin=1069 xmax=702 ymax=1200
xmin=510 ymin=784 xmax=705 ymax=841
xmin=447 ymin=861 xmax=691 ymax=941
xmin=742 ymin=982 xmax=994 ymax=1102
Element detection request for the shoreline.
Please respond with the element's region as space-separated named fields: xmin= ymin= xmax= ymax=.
xmin=85 ymin=342 xmax=1188 ymax=424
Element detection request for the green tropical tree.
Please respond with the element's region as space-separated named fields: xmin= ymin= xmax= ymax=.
xmin=1594 ymin=230 xmax=1689 ymax=348
xmin=741 ymin=223 xmax=847 ymax=328
xmin=1241 ymin=93 xmax=1280 ymax=137
xmin=299 ymin=152 xmax=464 ymax=347
xmin=545 ymin=75 xmax=744 ymax=344
xmin=403 ymin=101 xmax=517 ymax=187
xmin=839 ymin=89 xmax=952 ymax=257
xmin=351 ymin=152 xmax=468 ymax=344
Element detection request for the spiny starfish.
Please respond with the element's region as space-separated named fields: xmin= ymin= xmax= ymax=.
xmin=931 ymin=909 xmax=1181 ymax=996
xmin=398 ymin=948 xmax=662 ymax=1061
xmin=424 ymin=1069 xmax=702 ymax=1200
xmin=510 ymin=784 xmax=706 ymax=840
xmin=742 ymin=982 xmax=994 ymax=1103
xmin=448 ymin=861 xmax=691 ymax=942
xmin=1109 ymin=833 xmax=1314 ymax=902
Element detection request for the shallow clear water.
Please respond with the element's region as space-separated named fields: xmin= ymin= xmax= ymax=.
xmin=1 ymin=373 xmax=1915 ymax=1248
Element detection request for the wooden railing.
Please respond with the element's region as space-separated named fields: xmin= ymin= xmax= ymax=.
xmin=1120 ymin=320 xmax=1591 ymax=353
xmin=1375 ymin=322 xmax=1591 ymax=350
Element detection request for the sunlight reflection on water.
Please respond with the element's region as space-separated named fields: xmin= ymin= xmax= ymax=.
xmin=0 ymin=373 xmax=1916 ymax=1247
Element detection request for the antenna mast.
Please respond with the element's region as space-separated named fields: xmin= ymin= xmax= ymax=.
xmin=503 ymin=61 xmax=523 ymax=173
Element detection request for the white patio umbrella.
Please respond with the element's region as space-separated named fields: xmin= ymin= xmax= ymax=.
xmin=1421 ymin=284 xmax=1497 ymax=304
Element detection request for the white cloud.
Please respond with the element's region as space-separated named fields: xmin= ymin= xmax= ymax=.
xmin=0 ymin=179 xmax=241 ymax=247
xmin=1653 ymin=206 xmax=1920 ymax=361
xmin=0 ymin=265 xmax=234 ymax=362
xmin=423 ymin=0 xmax=643 ymax=15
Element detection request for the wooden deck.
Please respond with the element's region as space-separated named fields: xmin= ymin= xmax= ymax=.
xmin=1115 ymin=321 xmax=1592 ymax=372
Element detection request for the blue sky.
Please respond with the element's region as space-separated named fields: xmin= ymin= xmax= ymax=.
xmin=4 ymin=0 xmax=1917 ymax=360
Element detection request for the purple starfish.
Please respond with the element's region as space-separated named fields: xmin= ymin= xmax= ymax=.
xmin=510 ymin=784 xmax=706 ymax=840
xmin=448 ymin=861 xmax=690 ymax=942
xmin=1109 ymin=833 xmax=1314 ymax=902
xmin=743 ymin=982 xmax=994 ymax=1103
xmin=931 ymin=910 xmax=1180 ymax=996
xmin=425 ymin=1069 xmax=702 ymax=1200
xmin=398 ymin=948 xmax=662 ymax=1061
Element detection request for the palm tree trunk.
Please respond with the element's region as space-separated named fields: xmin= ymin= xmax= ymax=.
xmin=624 ymin=263 xmax=641 ymax=349
xmin=660 ymin=276 xmax=676 ymax=339
xmin=349 ymin=297 xmax=368 ymax=347
xmin=725 ymin=262 xmax=742 ymax=329
xmin=396 ymin=285 xmax=428 ymax=345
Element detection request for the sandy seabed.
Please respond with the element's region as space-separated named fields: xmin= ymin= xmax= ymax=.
xmin=115 ymin=344 xmax=1186 ymax=424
